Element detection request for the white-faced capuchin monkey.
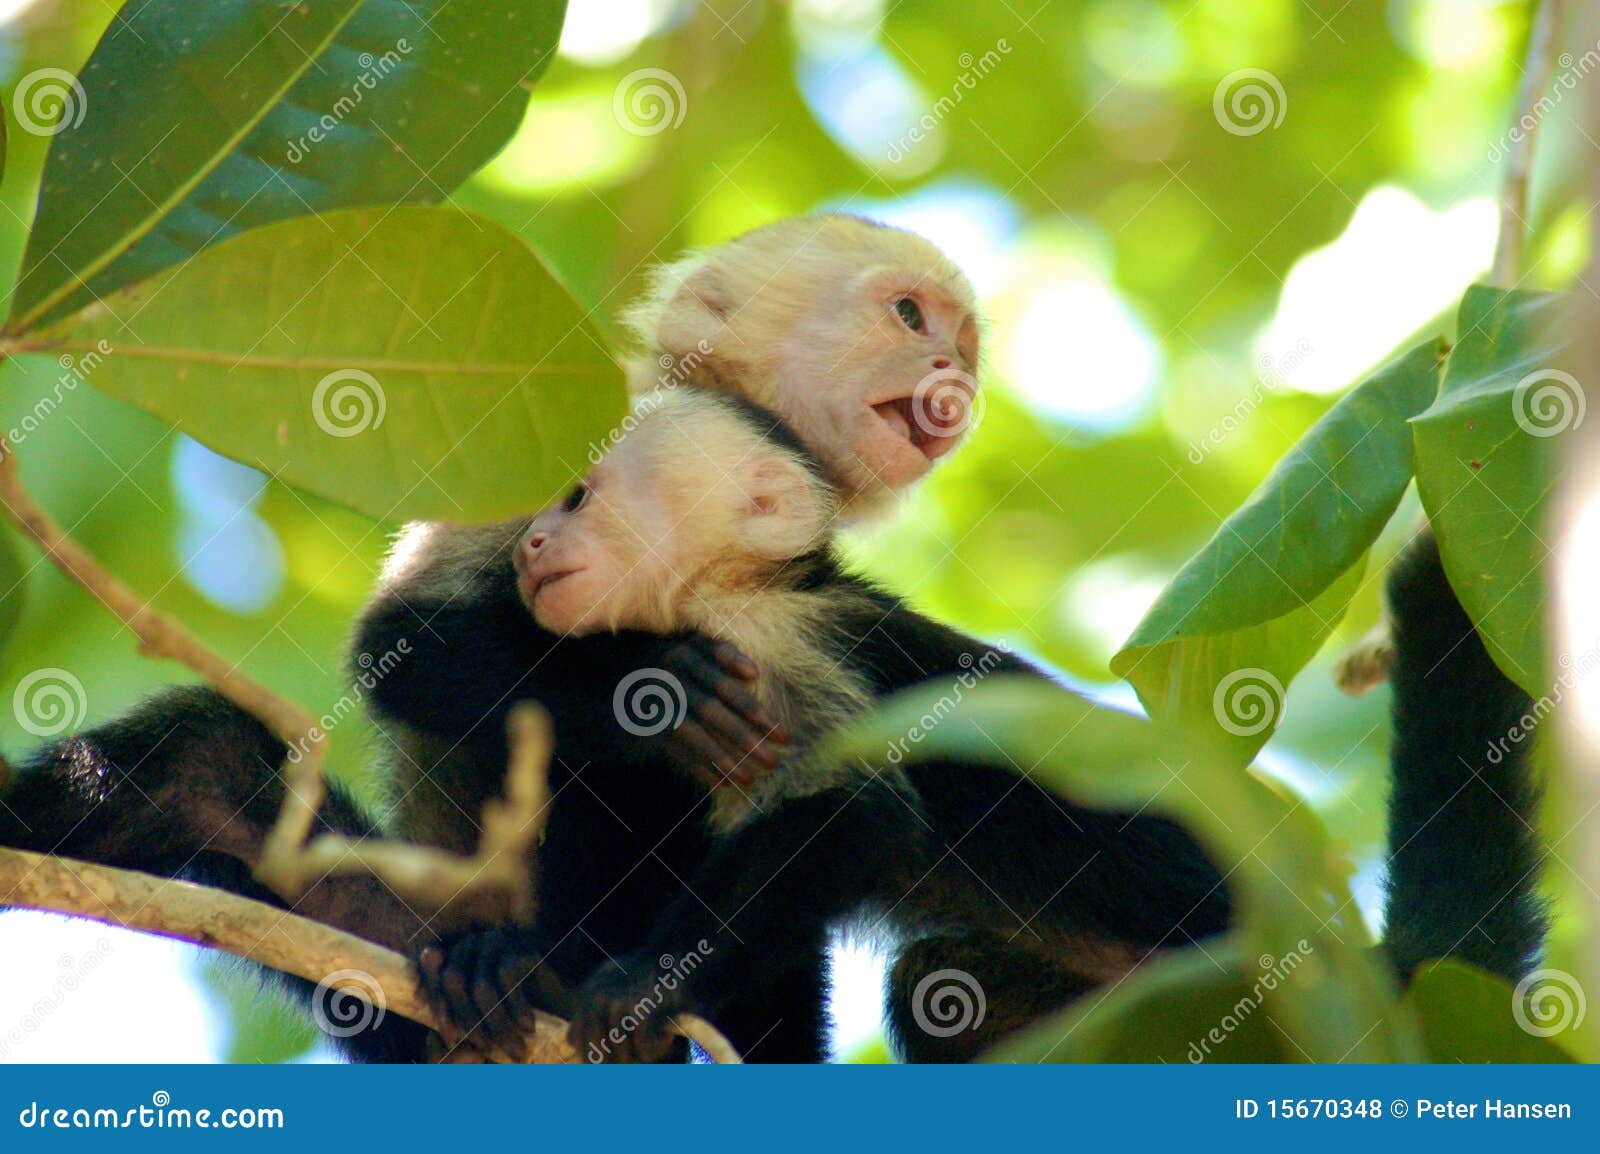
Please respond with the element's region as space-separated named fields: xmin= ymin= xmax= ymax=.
xmin=0 ymin=216 xmax=1547 ymax=1063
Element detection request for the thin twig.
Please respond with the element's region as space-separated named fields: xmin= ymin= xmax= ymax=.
xmin=0 ymin=846 xmax=742 ymax=1063
xmin=281 ymin=705 xmax=550 ymax=926
xmin=1491 ymin=0 xmax=1565 ymax=287
xmin=0 ymin=442 xmax=318 ymax=746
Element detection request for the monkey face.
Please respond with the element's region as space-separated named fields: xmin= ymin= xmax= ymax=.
xmin=515 ymin=390 xmax=837 ymax=637
xmin=628 ymin=216 xmax=982 ymax=509
xmin=514 ymin=466 xmax=629 ymax=636
xmin=826 ymin=268 xmax=980 ymax=494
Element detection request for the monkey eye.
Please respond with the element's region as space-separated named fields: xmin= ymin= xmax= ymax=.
xmin=562 ymin=481 xmax=591 ymax=514
xmin=893 ymin=297 xmax=925 ymax=333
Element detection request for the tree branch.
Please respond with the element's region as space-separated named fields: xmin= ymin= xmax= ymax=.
xmin=1491 ymin=0 xmax=1565 ymax=287
xmin=0 ymin=846 xmax=741 ymax=1064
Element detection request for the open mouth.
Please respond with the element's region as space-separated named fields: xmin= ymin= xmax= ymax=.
xmin=871 ymin=390 xmax=969 ymax=461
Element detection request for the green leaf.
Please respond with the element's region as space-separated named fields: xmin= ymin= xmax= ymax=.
xmin=1404 ymin=960 xmax=1579 ymax=1063
xmin=7 ymin=0 xmax=565 ymax=334
xmin=827 ymin=677 xmax=1421 ymax=1063
xmin=16 ymin=206 xmax=625 ymax=522
xmin=1413 ymin=286 xmax=1569 ymax=695
xmin=987 ymin=941 xmax=1294 ymax=1063
xmin=1111 ymin=339 xmax=1443 ymax=761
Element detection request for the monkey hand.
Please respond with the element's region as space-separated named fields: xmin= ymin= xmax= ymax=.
xmin=415 ymin=925 xmax=577 ymax=1063
xmin=567 ymin=953 xmax=686 ymax=1064
xmin=654 ymin=637 xmax=790 ymax=789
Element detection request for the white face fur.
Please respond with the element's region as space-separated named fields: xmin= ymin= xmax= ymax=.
xmin=512 ymin=390 xmax=837 ymax=636
xmin=627 ymin=217 xmax=981 ymax=508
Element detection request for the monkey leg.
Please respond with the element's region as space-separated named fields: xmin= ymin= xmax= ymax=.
xmin=708 ymin=932 xmax=832 ymax=1063
xmin=884 ymin=934 xmax=1102 ymax=1063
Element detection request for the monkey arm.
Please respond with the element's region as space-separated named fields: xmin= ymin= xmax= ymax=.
xmin=355 ymin=576 xmax=785 ymax=784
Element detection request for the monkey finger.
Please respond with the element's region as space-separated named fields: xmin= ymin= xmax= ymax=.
xmin=470 ymin=948 xmax=527 ymax=1061
xmin=436 ymin=940 xmax=487 ymax=1049
xmin=665 ymin=720 xmax=742 ymax=787
xmin=693 ymin=696 xmax=781 ymax=769
xmin=472 ymin=981 xmax=526 ymax=1062
xmin=679 ymin=645 xmax=783 ymax=737
xmin=494 ymin=964 xmax=547 ymax=1037
xmin=415 ymin=946 xmax=463 ymax=1048
xmin=710 ymin=641 xmax=760 ymax=683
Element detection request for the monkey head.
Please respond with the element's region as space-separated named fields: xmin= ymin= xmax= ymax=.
xmin=624 ymin=215 xmax=981 ymax=509
xmin=514 ymin=389 xmax=839 ymax=636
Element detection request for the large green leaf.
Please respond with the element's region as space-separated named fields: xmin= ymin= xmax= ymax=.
xmin=989 ymin=942 xmax=1295 ymax=1063
xmin=827 ymin=677 xmax=1421 ymax=1063
xmin=10 ymin=206 xmax=625 ymax=522
xmin=1111 ymin=339 xmax=1443 ymax=761
xmin=1404 ymin=960 xmax=1579 ymax=1063
xmin=1413 ymin=286 xmax=1568 ymax=696
xmin=7 ymin=0 xmax=565 ymax=335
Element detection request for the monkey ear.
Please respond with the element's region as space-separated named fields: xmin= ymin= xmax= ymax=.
xmin=737 ymin=456 xmax=831 ymax=560
xmin=655 ymin=265 xmax=732 ymax=363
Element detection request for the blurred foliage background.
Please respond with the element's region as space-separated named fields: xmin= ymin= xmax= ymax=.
xmin=0 ymin=0 xmax=1591 ymax=1061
